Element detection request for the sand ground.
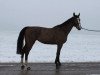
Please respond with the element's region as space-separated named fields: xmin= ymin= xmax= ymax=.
xmin=0 ymin=62 xmax=100 ymax=75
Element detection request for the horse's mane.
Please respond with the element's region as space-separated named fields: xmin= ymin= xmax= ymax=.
xmin=53 ymin=17 xmax=74 ymax=28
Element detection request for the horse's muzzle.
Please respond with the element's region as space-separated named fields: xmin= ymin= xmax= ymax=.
xmin=76 ymin=25 xmax=82 ymax=30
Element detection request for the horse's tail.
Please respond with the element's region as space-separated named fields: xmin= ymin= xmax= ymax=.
xmin=16 ymin=27 xmax=28 ymax=55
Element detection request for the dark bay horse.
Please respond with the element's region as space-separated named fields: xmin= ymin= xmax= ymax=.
xmin=17 ymin=13 xmax=81 ymax=70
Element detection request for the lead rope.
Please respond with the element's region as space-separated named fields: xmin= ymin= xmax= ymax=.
xmin=81 ymin=27 xmax=100 ymax=32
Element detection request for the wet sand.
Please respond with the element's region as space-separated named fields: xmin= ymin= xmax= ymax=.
xmin=0 ymin=62 xmax=100 ymax=75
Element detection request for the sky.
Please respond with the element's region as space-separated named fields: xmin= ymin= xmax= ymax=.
xmin=0 ymin=0 xmax=100 ymax=31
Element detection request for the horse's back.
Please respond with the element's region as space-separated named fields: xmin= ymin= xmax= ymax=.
xmin=25 ymin=26 xmax=52 ymax=38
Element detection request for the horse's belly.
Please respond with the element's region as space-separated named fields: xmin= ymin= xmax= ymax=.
xmin=37 ymin=28 xmax=67 ymax=44
xmin=37 ymin=28 xmax=52 ymax=43
xmin=37 ymin=35 xmax=67 ymax=44
xmin=37 ymin=35 xmax=55 ymax=44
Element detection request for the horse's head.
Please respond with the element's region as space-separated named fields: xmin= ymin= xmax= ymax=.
xmin=73 ymin=13 xmax=81 ymax=30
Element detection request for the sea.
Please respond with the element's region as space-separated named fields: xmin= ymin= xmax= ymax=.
xmin=0 ymin=28 xmax=100 ymax=63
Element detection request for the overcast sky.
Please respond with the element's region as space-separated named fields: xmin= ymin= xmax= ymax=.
xmin=0 ymin=0 xmax=100 ymax=30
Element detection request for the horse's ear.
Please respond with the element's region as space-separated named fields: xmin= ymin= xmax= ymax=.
xmin=78 ymin=13 xmax=80 ymax=17
xmin=73 ymin=12 xmax=75 ymax=17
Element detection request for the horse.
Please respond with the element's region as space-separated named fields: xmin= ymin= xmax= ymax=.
xmin=17 ymin=13 xmax=81 ymax=70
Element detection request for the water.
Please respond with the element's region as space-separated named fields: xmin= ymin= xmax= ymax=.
xmin=0 ymin=29 xmax=100 ymax=62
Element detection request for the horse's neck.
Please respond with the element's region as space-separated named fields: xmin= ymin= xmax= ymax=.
xmin=53 ymin=17 xmax=74 ymax=35
xmin=61 ymin=22 xmax=73 ymax=35
xmin=53 ymin=23 xmax=73 ymax=35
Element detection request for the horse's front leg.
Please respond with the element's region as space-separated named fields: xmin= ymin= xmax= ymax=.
xmin=55 ymin=44 xmax=63 ymax=66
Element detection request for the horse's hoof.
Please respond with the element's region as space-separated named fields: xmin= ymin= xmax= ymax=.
xmin=27 ymin=67 xmax=31 ymax=70
xmin=21 ymin=65 xmax=25 ymax=70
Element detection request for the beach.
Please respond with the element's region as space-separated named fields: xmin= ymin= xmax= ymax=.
xmin=1 ymin=62 xmax=100 ymax=75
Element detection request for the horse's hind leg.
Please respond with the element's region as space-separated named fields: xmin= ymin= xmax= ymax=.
xmin=24 ymin=40 xmax=36 ymax=70
xmin=20 ymin=44 xmax=31 ymax=70
xmin=21 ymin=52 xmax=25 ymax=70
xmin=24 ymin=47 xmax=31 ymax=70
xmin=20 ymin=45 xmax=27 ymax=70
